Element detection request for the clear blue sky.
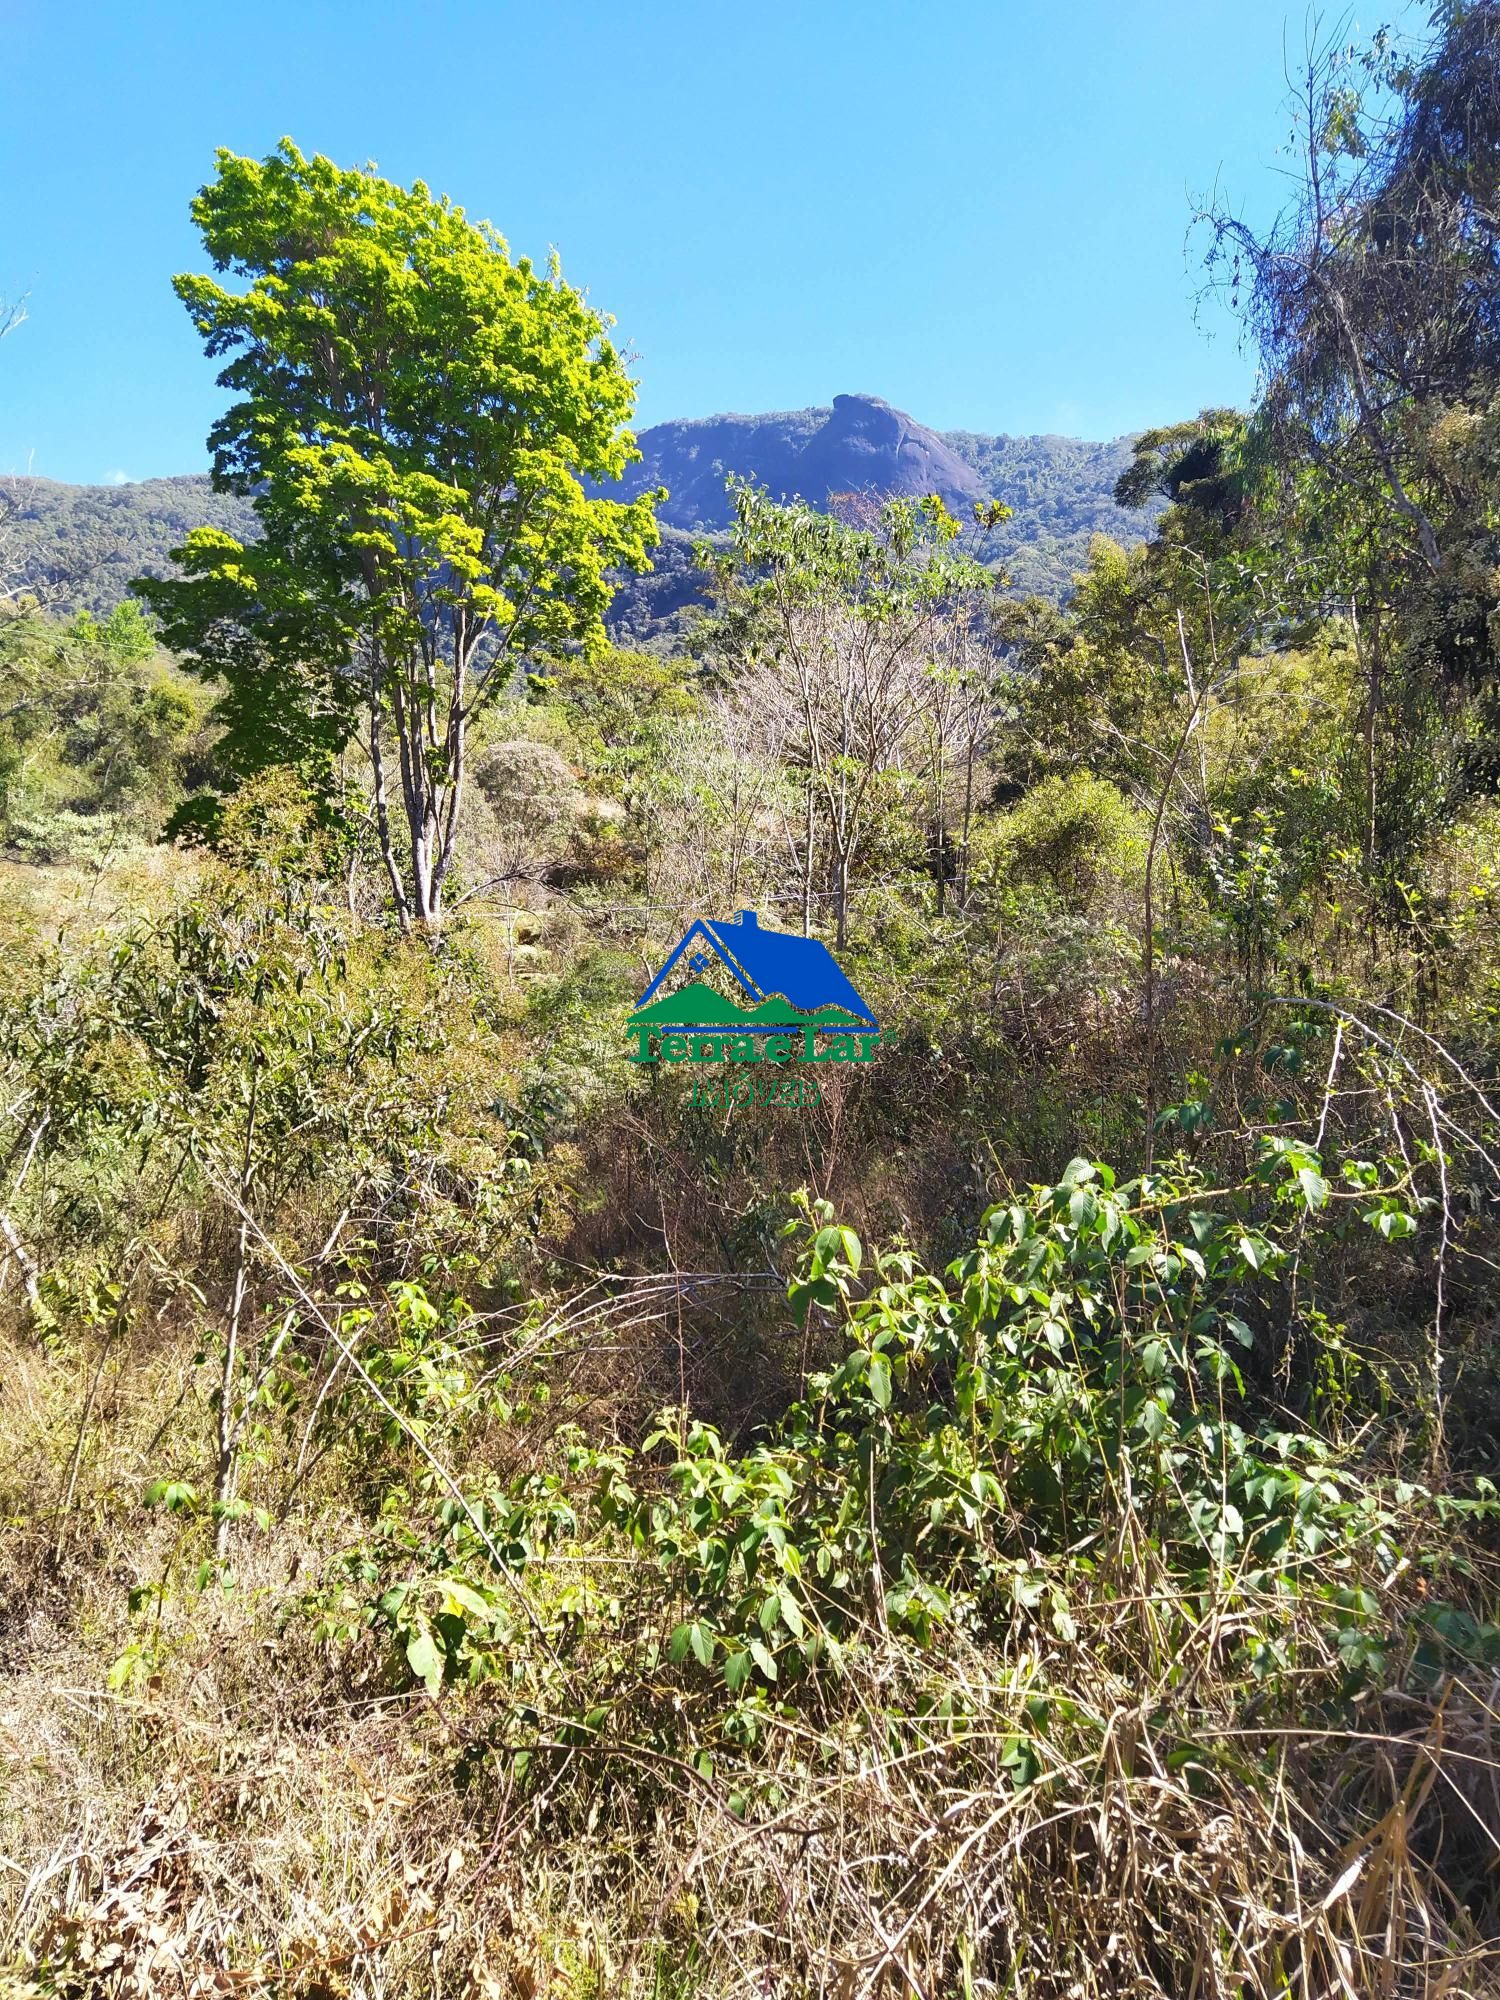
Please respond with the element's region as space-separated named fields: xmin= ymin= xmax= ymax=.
xmin=0 ymin=0 xmax=1426 ymax=485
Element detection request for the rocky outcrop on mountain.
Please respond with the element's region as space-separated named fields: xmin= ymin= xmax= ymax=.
xmin=602 ymin=394 xmax=1156 ymax=624
xmin=615 ymin=393 xmax=987 ymax=529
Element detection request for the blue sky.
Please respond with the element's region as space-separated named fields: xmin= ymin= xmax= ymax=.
xmin=0 ymin=0 xmax=1426 ymax=485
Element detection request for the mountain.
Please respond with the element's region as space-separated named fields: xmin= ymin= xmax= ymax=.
xmin=615 ymin=393 xmax=987 ymax=529
xmin=606 ymin=394 xmax=1157 ymax=631
xmin=1 ymin=395 xmax=1157 ymax=637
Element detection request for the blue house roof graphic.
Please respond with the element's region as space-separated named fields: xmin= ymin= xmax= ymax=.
xmin=635 ymin=911 xmax=877 ymax=1029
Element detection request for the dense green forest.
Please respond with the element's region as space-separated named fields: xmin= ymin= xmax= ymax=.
xmin=3 ymin=11 xmax=1500 ymax=1998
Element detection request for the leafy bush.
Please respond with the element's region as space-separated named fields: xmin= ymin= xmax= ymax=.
xmin=986 ymin=773 xmax=1148 ymax=907
xmin=296 ymin=1148 xmax=1486 ymax=1716
xmin=0 ymin=601 xmax=209 ymax=857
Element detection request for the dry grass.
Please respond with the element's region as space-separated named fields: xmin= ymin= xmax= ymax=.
xmin=0 ymin=848 xmax=208 ymax=950
xmin=2 ymin=1308 xmax=1498 ymax=2000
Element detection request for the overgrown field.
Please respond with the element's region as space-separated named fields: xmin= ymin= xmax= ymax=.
xmin=7 ymin=9 xmax=1500 ymax=1995
xmin=0 ymin=816 xmax=1496 ymax=1997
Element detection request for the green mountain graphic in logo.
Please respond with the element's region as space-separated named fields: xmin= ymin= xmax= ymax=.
xmin=628 ymin=980 xmax=864 ymax=1031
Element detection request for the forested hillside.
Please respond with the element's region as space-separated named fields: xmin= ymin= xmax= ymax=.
xmin=3 ymin=397 xmax=1150 ymax=633
xmin=0 ymin=473 xmax=259 ymax=614
xmin=4 ymin=14 xmax=1500 ymax=1999
xmin=943 ymin=426 xmax=1162 ymax=592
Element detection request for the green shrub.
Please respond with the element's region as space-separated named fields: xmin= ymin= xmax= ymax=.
xmin=985 ymin=773 xmax=1148 ymax=907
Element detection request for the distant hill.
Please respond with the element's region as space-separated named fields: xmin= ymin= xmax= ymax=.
xmin=604 ymin=393 xmax=1158 ymax=611
xmin=940 ymin=427 xmax=1163 ymax=595
xmin=0 ymin=474 xmax=260 ymax=616
xmin=2 ymin=395 xmax=1157 ymax=640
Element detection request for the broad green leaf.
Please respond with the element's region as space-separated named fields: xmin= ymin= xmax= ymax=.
xmin=405 ymin=1626 xmax=444 ymax=1696
xmin=867 ymin=1353 xmax=892 ymax=1409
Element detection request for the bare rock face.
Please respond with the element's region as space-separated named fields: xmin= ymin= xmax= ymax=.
xmin=794 ymin=395 xmax=986 ymax=518
xmin=616 ymin=393 xmax=988 ymax=530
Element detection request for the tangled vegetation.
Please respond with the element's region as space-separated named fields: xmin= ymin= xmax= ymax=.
xmin=5 ymin=11 xmax=1500 ymax=1998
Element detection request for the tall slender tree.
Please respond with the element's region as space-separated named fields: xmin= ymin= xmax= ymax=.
xmin=140 ymin=140 xmax=660 ymax=929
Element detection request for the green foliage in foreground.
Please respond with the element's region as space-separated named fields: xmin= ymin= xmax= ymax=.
xmin=0 ymin=600 xmax=209 ymax=860
xmin=4 ymin=835 xmax=1498 ymax=1990
xmin=293 ymin=1159 xmax=1495 ymax=1736
xmin=15 ymin=21 xmax=1500 ymax=1989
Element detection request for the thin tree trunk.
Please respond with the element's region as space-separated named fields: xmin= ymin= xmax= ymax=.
xmin=369 ymin=686 xmax=411 ymax=934
xmin=802 ymin=780 xmax=814 ymax=938
xmin=214 ymin=1076 xmax=258 ymax=1561
xmin=1357 ymin=599 xmax=1382 ymax=880
xmin=0 ymin=1204 xmax=39 ymax=1308
xmin=960 ymin=737 xmax=976 ymax=908
xmin=214 ymin=1216 xmax=250 ymax=1559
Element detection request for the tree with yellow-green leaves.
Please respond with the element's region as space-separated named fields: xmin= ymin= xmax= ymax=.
xmin=139 ymin=139 xmax=661 ymax=930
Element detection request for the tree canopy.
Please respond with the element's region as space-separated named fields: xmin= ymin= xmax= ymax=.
xmin=138 ymin=139 xmax=661 ymax=926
